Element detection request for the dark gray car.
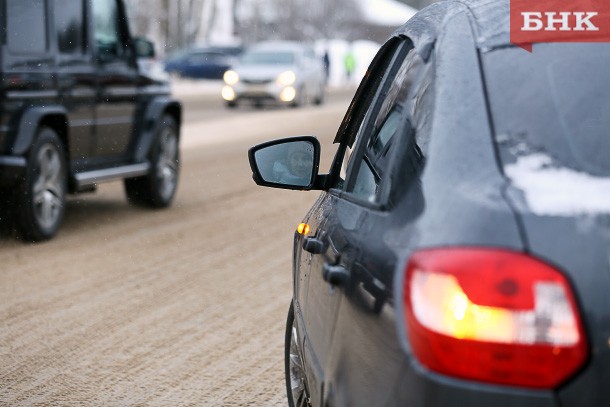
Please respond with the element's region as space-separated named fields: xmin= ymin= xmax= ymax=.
xmin=248 ymin=0 xmax=610 ymax=406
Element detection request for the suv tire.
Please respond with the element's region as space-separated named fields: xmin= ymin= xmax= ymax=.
xmin=15 ymin=127 xmax=67 ymax=242
xmin=124 ymin=115 xmax=179 ymax=208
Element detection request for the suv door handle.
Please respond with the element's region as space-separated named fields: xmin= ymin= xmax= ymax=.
xmin=322 ymin=263 xmax=350 ymax=286
xmin=303 ymin=237 xmax=325 ymax=254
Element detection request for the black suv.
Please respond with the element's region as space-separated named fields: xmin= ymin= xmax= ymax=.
xmin=0 ymin=0 xmax=182 ymax=241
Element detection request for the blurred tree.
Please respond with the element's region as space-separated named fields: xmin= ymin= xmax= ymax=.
xmin=125 ymin=0 xmax=206 ymax=56
xmin=125 ymin=0 xmax=372 ymax=54
xmin=233 ymin=0 xmax=361 ymax=44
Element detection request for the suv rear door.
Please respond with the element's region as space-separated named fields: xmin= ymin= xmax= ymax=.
xmin=53 ymin=0 xmax=96 ymax=170
xmin=91 ymin=0 xmax=137 ymax=163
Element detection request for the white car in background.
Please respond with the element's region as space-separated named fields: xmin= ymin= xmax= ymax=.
xmin=222 ymin=41 xmax=326 ymax=108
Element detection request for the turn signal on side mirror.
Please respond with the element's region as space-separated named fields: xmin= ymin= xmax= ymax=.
xmin=403 ymin=248 xmax=588 ymax=389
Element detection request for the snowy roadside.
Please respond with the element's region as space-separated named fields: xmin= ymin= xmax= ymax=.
xmin=170 ymin=78 xmax=358 ymax=101
xmin=170 ymin=79 xmax=225 ymax=98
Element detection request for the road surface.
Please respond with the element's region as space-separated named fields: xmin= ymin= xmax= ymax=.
xmin=0 ymin=86 xmax=353 ymax=406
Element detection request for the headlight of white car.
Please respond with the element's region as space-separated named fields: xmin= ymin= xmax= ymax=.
xmin=276 ymin=70 xmax=296 ymax=86
xmin=223 ymin=70 xmax=239 ymax=85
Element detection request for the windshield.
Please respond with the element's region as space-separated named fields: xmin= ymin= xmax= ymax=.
xmin=483 ymin=43 xmax=610 ymax=176
xmin=240 ymin=51 xmax=295 ymax=65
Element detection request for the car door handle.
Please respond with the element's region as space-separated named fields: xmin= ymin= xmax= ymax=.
xmin=303 ymin=237 xmax=325 ymax=254
xmin=322 ymin=263 xmax=350 ymax=286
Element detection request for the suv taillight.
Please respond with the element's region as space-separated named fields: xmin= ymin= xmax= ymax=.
xmin=404 ymin=248 xmax=588 ymax=388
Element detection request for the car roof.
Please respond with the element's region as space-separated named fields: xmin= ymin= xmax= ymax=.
xmin=391 ymin=0 xmax=510 ymax=56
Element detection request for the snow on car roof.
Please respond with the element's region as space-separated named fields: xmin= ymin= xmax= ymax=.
xmin=505 ymin=153 xmax=610 ymax=216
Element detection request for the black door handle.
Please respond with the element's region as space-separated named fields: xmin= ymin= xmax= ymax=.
xmin=322 ymin=263 xmax=350 ymax=286
xmin=303 ymin=237 xmax=325 ymax=254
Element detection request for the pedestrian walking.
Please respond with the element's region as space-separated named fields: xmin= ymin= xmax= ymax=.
xmin=344 ymin=47 xmax=356 ymax=85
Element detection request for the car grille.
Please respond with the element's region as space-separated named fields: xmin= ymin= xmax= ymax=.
xmin=242 ymin=78 xmax=272 ymax=85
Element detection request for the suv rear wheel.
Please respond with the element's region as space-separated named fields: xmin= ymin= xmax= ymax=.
xmin=124 ymin=115 xmax=179 ymax=207
xmin=15 ymin=127 xmax=67 ymax=241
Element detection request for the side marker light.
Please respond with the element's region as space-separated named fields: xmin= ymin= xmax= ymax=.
xmin=297 ymin=223 xmax=310 ymax=235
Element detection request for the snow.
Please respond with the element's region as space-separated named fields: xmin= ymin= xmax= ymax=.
xmin=356 ymin=0 xmax=418 ymax=26
xmin=504 ymin=153 xmax=610 ymax=216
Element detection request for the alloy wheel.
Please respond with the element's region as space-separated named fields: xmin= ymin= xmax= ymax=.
xmin=32 ymin=143 xmax=65 ymax=230
xmin=156 ymin=128 xmax=178 ymax=201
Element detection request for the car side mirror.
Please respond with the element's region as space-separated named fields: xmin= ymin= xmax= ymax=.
xmin=134 ymin=37 xmax=155 ymax=59
xmin=248 ymin=136 xmax=321 ymax=190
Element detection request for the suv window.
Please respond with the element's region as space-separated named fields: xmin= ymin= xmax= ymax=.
xmin=92 ymin=0 xmax=124 ymax=59
xmin=344 ymin=43 xmax=425 ymax=205
xmin=54 ymin=0 xmax=85 ymax=54
xmin=7 ymin=0 xmax=48 ymax=54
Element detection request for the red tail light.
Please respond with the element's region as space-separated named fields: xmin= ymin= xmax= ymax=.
xmin=404 ymin=248 xmax=588 ymax=388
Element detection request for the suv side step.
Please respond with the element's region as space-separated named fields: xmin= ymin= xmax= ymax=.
xmin=74 ymin=162 xmax=150 ymax=188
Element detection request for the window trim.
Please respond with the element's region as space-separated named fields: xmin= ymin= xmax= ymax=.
xmin=339 ymin=38 xmax=416 ymax=210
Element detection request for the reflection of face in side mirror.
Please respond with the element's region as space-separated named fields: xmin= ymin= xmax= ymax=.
xmin=286 ymin=144 xmax=313 ymax=179
xmin=252 ymin=139 xmax=317 ymax=188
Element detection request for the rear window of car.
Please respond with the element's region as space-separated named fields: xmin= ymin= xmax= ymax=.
xmin=240 ymin=51 xmax=295 ymax=65
xmin=483 ymin=43 xmax=610 ymax=176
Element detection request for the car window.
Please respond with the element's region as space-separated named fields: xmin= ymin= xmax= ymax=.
xmin=484 ymin=43 xmax=610 ymax=176
xmin=336 ymin=38 xmax=407 ymax=184
xmin=7 ymin=0 xmax=48 ymax=54
xmin=344 ymin=44 xmax=425 ymax=205
xmin=54 ymin=0 xmax=86 ymax=54
xmin=241 ymin=51 xmax=295 ymax=65
xmin=92 ymin=0 xmax=125 ymax=59
xmin=187 ymin=52 xmax=225 ymax=63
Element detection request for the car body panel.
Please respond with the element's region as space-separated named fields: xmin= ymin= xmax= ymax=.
xmin=164 ymin=46 xmax=243 ymax=79
xmin=316 ymin=9 xmax=527 ymax=405
xmin=480 ymin=38 xmax=610 ymax=406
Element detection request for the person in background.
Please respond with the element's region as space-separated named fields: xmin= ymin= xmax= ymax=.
xmin=323 ymin=50 xmax=330 ymax=84
xmin=344 ymin=46 xmax=356 ymax=85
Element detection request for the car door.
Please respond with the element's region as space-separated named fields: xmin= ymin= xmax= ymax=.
xmin=53 ymin=0 xmax=97 ymax=171
xmin=297 ymin=37 xmax=416 ymax=405
xmin=323 ymin=42 xmax=433 ymax=406
xmin=91 ymin=0 xmax=137 ymax=162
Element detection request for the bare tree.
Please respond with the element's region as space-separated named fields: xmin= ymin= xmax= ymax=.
xmin=125 ymin=0 xmax=205 ymax=56
xmin=125 ymin=0 xmax=364 ymax=55
xmin=233 ymin=0 xmax=361 ymax=44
